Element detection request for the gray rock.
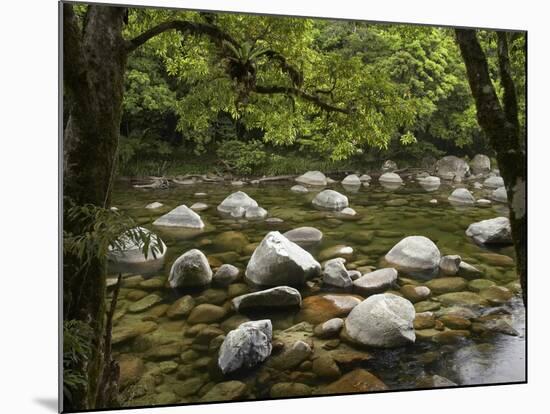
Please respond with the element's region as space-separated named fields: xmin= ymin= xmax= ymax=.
xmin=314 ymin=318 xmax=344 ymax=338
xmin=342 ymin=174 xmax=361 ymax=186
xmin=169 ymin=249 xmax=212 ymax=288
xmin=217 ymin=191 xmax=258 ymax=216
xmin=107 ymin=227 xmax=166 ymax=265
xmin=153 ymin=205 xmax=205 ymax=228
xmin=491 ymin=186 xmax=508 ymax=203
xmin=385 ymin=236 xmax=441 ymax=277
xmin=232 ymin=286 xmax=302 ymax=311
xmin=217 ymin=320 xmax=272 ymax=374
xmin=359 ymin=174 xmax=372 ymax=182
xmin=476 ymin=198 xmax=492 ymax=206
xmin=448 ymin=188 xmax=475 ymax=205
xmin=323 ymin=258 xmax=353 ymax=288
xmin=379 ymin=172 xmax=403 ymax=184
xmin=419 ymin=176 xmax=441 ymax=192
xmin=381 ymin=160 xmax=398 ymax=172
xmin=439 ymin=255 xmax=461 ymax=275
xmin=457 ymin=261 xmax=483 ymax=279
xmin=213 ymin=264 xmax=240 ymax=286
xmin=268 ymin=340 xmax=312 ymax=370
xmin=339 ymin=207 xmax=357 ymax=216
xmin=295 ymin=171 xmax=327 ymax=186
xmin=312 ymin=189 xmax=349 ymax=211
xmin=245 ymin=231 xmax=321 ymax=286
xmin=345 ymin=294 xmax=416 ymax=348
xmin=470 ymin=154 xmax=491 ymax=175
xmin=283 ymin=226 xmax=323 ymax=247
xmin=465 ymin=216 xmax=512 ymax=245
xmin=353 ymin=268 xmax=398 ymax=294
xmin=244 ymin=206 xmax=267 ymax=220
xmin=435 ymin=156 xmax=470 ymax=181
xmin=145 ymin=201 xmax=163 ymax=209
xmin=190 ymin=202 xmax=208 ymax=211
xmin=484 ymin=176 xmax=504 ymax=189
xmin=347 ymin=270 xmax=362 ymax=280
xmin=231 ymin=181 xmax=245 ymax=186
xmin=291 ymin=185 xmax=309 ymax=193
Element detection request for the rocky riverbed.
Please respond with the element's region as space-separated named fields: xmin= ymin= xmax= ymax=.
xmin=107 ymin=165 xmax=525 ymax=408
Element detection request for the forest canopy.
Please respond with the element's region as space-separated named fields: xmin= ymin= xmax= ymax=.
xmin=111 ymin=8 xmax=525 ymax=176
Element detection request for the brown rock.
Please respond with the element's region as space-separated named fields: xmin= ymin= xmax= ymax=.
xmin=297 ymin=294 xmax=362 ymax=324
xmin=320 ymin=369 xmax=387 ymax=394
xmin=188 ymin=304 xmax=227 ymax=324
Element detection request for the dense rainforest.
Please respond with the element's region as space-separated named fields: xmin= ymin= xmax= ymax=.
xmin=62 ymin=3 xmax=526 ymax=411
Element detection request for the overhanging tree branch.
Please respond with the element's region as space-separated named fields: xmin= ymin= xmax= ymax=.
xmin=254 ymin=84 xmax=350 ymax=114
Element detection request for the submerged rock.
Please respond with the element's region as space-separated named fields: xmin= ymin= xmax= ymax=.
xmin=190 ymin=202 xmax=208 ymax=211
xmin=145 ymin=201 xmax=163 ymax=209
xmin=217 ymin=191 xmax=258 ymax=217
xmin=290 ymin=185 xmax=309 ymax=193
xmin=200 ymin=381 xmax=248 ymax=402
xmin=232 ymin=286 xmax=302 ymax=311
xmin=353 ymin=268 xmax=398 ymax=294
xmin=344 ymin=293 xmax=416 ymax=348
xmin=439 ymin=255 xmax=461 ymax=275
xmin=385 ymin=236 xmax=441 ymax=278
xmin=321 ymin=369 xmax=388 ymax=394
xmin=295 ymin=171 xmax=327 ymax=186
xmin=465 ymin=216 xmax=512 ymax=245
xmin=312 ymin=189 xmax=349 ymax=211
xmin=314 ymin=318 xmax=344 ymax=338
xmin=319 ymin=245 xmax=354 ymax=261
xmin=153 ymin=205 xmax=205 ymax=228
xmin=169 ymin=249 xmax=212 ymax=288
xmin=283 ymin=226 xmax=323 ymax=247
xmin=218 ymin=320 xmax=272 ymax=374
xmin=245 ymin=231 xmax=321 ymax=286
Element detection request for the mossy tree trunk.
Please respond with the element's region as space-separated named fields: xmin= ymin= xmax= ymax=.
xmin=455 ymin=29 xmax=527 ymax=305
xmin=62 ymin=4 xmax=128 ymax=410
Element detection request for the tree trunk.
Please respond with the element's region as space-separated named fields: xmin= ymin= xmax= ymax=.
xmin=455 ymin=29 xmax=527 ymax=306
xmin=62 ymin=4 xmax=128 ymax=410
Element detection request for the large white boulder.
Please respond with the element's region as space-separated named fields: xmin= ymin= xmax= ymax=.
xmin=379 ymin=172 xmax=403 ymax=184
xmin=312 ymin=190 xmax=349 ymax=211
xmin=217 ymin=191 xmax=258 ymax=217
xmin=435 ymin=156 xmax=470 ymax=181
xmin=344 ymin=294 xmax=416 ymax=348
xmin=341 ymin=174 xmax=361 ymax=186
xmin=295 ymin=171 xmax=327 ymax=186
xmin=448 ymin=188 xmax=475 ymax=205
xmin=245 ymin=232 xmax=321 ymax=286
xmin=465 ymin=217 xmax=512 ymax=245
xmin=218 ymin=320 xmax=272 ymax=374
xmin=484 ymin=176 xmax=504 ymax=189
xmin=169 ymin=249 xmax=212 ymax=288
xmin=491 ymin=186 xmax=508 ymax=203
xmin=470 ymin=154 xmax=491 ymax=175
xmin=153 ymin=205 xmax=204 ymax=228
xmin=385 ymin=236 xmax=441 ymax=277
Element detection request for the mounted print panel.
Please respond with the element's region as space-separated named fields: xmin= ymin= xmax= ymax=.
xmin=61 ymin=1 xmax=527 ymax=412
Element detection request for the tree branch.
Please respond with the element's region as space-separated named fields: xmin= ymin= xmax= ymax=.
xmin=126 ymin=20 xmax=239 ymax=52
xmin=254 ymin=85 xmax=350 ymax=114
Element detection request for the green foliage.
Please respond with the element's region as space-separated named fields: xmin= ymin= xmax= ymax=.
xmin=216 ymin=140 xmax=268 ymax=174
xmin=63 ymin=320 xmax=93 ymax=405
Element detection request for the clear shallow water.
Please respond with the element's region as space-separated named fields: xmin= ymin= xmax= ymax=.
xmin=108 ymin=178 xmax=525 ymax=407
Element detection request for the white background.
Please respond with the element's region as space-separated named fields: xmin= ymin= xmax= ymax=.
xmin=0 ymin=0 xmax=548 ymax=413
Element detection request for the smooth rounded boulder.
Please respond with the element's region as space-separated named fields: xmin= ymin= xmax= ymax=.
xmin=344 ymin=294 xmax=416 ymax=348
xmin=483 ymin=176 xmax=504 ymax=189
xmin=283 ymin=226 xmax=323 ymax=247
xmin=312 ymin=189 xmax=349 ymax=211
xmin=218 ymin=320 xmax=272 ymax=374
xmin=491 ymin=186 xmax=508 ymax=203
xmin=435 ymin=156 xmax=470 ymax=181
xmin=379 ymin=172 xmax=403 ymax=184
xmin=448 ymin=188 xmax=475 ymax=205
xmin=465 ymin=216 xmax=512 ymax=245
xmin=341 ymin=174 xmax=361 ymax=186
xmin=232 ymin=286 xmax=302 ymax=311
xmin=385 ymin=236 xmax=441 ymax=277
xmin=470 ymin=154 xmax=491 ymax=175
xmin=217 ymin=191 xmax=258 ymax=216
xmin=295 ymin=171 xmax=327 ymax=186
xmin=245 ymin=231 xmax=321 ymax=286
xmin=169 ymin=249 xmax=212 ymax=288
xmin=353 ymin=268 xmax=398 ymax=294
xmin=153 ymin=205 xmax=205 ymax=228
